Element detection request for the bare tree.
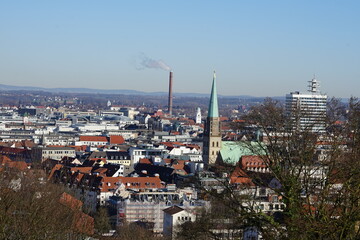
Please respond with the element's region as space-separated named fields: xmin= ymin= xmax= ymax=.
xmin=178 ymin=98 xmax=360 ymax=239
xmin=0 ymin=168 xmax=89 ymax=239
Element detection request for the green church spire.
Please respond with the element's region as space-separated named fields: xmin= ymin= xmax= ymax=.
xmin=208 ymin=71 xmax=219 ymax=118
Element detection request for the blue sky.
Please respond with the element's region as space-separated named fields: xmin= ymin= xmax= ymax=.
xmin=0 ymin=1 xmax=359 ymax=98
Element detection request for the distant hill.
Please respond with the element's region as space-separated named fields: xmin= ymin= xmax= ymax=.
xmin=0 ymin=84 xmax=147 ymax=95
xmin=0 ymin=83 xmax=284 ymax=100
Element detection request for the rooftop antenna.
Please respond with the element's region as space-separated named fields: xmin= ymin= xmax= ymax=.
xmin=308 ymin=75 xmax=320 ymax=93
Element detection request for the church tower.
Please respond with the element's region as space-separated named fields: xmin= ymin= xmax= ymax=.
xmin=203 ymin=72 xmax=222 ymax=165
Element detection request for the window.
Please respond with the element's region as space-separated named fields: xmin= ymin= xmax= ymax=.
xmin=259 ymin=188 xmax=266 ymax=196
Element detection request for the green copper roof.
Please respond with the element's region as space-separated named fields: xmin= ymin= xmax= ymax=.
xmin=220 ymin=141 xmax=266 ymax=166
xmin=208 ymin=72 xmax=219 ymax=118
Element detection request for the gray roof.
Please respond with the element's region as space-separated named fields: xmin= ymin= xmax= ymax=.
xmin=163 ymin=205 xmax=184 ymax=215
xmin=42 ymin=147 xmax=75 ymax=151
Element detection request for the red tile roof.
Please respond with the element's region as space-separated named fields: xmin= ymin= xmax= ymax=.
xmin=100 ymin=176 xmax=162 ymax=192
xmin=164 ymin=159 xmax=173 ymax=165
xmin=70 ymin=167 xmax=93 ymax=174
xmin=230 ymin=165 xmax=254 ymax=185
xmin=0 ymin=140 xmax=36 ymax=148
xmin=241 ymin=155 xmax=268 ymax=169
xmin=48 ymin=164 xmax=63 ymax=180
xmin=5 ymin=161 xmax=29 ymax=171
xmin=68 ymin=145 xmax=87 ymax=151
xmin=184 ymin=144 xmax=201 ymax=150
xmin=221 ymin=125 xmax=232 ymax=131
xmin=172 ymin=160 xmax=188 ymax=169
xmin=88 ymin=157 xmax=106 ymax=162
xmin=0 ymin=155 xmax=12 ymax=165
xmin=59 ymin=192 xmax=94 ymax=235
xmin=79 ymin=136 xmax=108 ymax=142
xmin=109 ymin=135 xmax=125 ymax=144
xmin=0 ymin=147 xmax=28 ymax=154
xmin=160 ymin=142 xmax=184 ymax=148
xmin=232 ymin=119 xmax=245 ymax=123
xmin=59 ymin=192 xmax=83 ymax=210
xmin=93 ymin=168 xmax=107 ymax=175
xmin=75 ymin=173 xmax=85 ymax=182
xmin=139 ymin=158 xmax=152 ymax=164
xmin=0 ymin=155 xmax=29 ymax=171
xmin=73 ymin=211 xmax=94 ymax=235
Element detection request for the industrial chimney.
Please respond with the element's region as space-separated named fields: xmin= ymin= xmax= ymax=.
xmin=168 ymin=71 xmax=173 ymax=116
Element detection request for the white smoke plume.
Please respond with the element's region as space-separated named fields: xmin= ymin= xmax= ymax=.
xmin=137 ymin=53 xmax=171 ymax=71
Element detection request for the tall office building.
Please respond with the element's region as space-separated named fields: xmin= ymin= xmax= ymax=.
xmin=195 ymin=107 xmax=202 ymax=124
xmin=285 ymin=77 xmax=327 ymax=132
xmin=203 ymin=72 xmax=222 ymax=165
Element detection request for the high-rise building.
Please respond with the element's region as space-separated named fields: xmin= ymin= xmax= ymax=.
xmin=203 ymin=72 xmax=222 ymax=165
xmin=285 ymin=77 xmax=327 ymax=132
xmin=195 ymin=107 xmax=202 ymax=124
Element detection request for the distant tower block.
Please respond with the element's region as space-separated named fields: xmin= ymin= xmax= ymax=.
xmin=107 ymin=100 xmax=112 ymax=108
xmin=203 ymin=71 xmax=222 ymax=165
xmin=196 ymin=107 xmax=202 ymax=124
xmin=286 ymin=76 xmax=327 ymax=132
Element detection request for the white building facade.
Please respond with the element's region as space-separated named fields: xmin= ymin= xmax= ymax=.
xmin=285 ymin=78 xmax=327 ymax=132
